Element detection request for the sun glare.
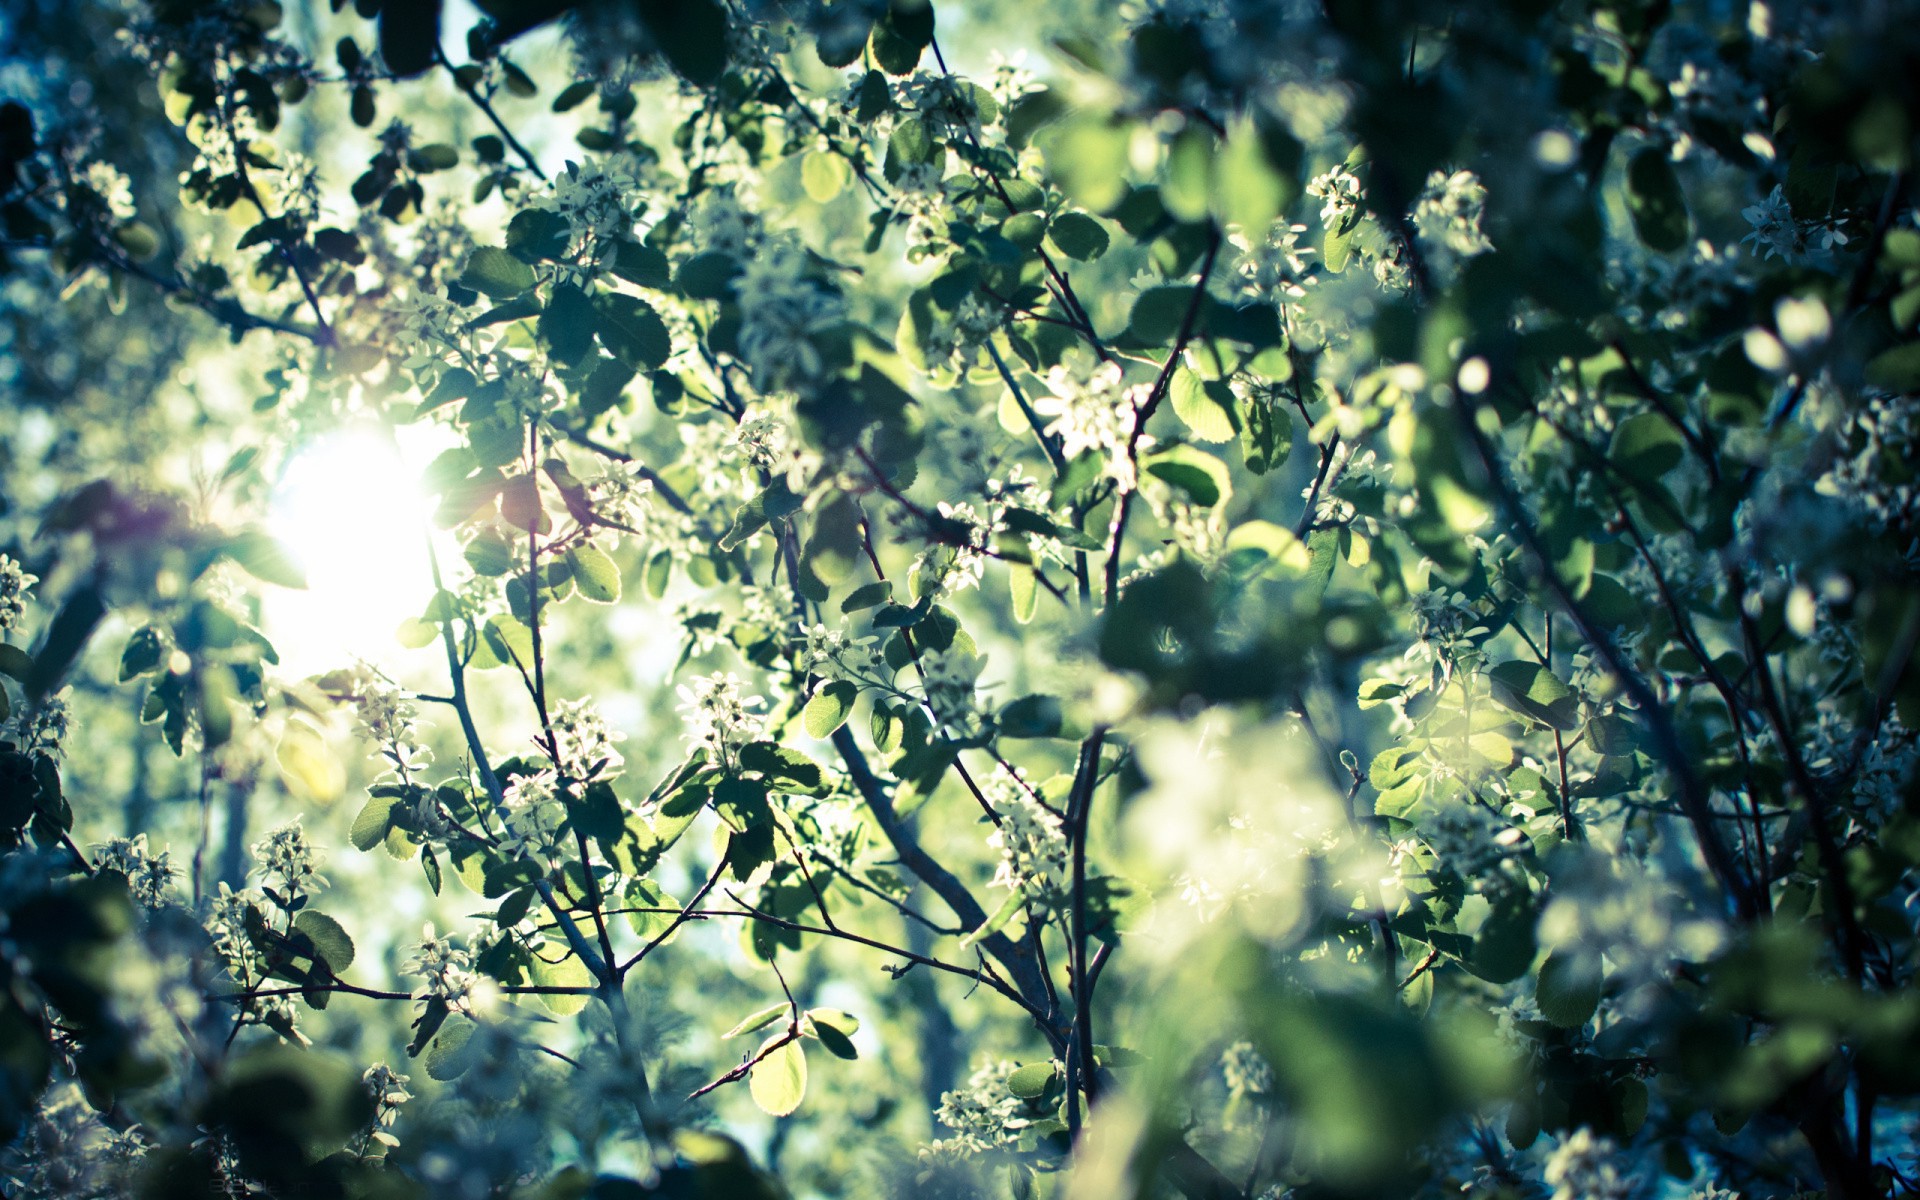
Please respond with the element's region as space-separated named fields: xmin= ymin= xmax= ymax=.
xmin=263 ymin=425 xmax=445 ymax=678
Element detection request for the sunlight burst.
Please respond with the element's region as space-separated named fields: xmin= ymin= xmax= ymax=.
xmin=263 ymin=425 xmax=443 ymax=677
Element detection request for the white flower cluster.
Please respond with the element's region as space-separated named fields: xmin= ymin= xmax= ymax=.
xmin=1 ymin=1080 xmax=148 ymax=1200
xmin=533 ymin=156 xmax=644 ymax=249
xmin=911 ymin=501 xmax=991 ymax=600
xmin=1231 ymin=221 xmax=1315 ymax=304
xmin=922 ymin=292 xmax=1005 ymax=367
xmin=79 ymin=160 xmax=137 ymax=223
xmin=730 ymin=408 xmax=792 ymax=472
xmin=676 ymin=671 xmax=766 ymax=768
xmin=204 ymin=882 xmax=264 ymax=980
xmin=689 ymin=187 xmax=764 ymax=258
xmin=984 ymin=49 xmax=1044 ymax=111
xmin=737 ymin=240 xmax=845 ymax=391
xmin=1220 ymin=1040 xmax=1274 ymax=1097
xmin=1814 ymin=392 xmax=1920 ymax=533
xmin=406 ymin=922 xmax=479 ymax=1014
xmin=550 ymin=696 xmax=625 ymax=781
xmin=986 ymin=773 xmax=1069 ymax=909
xmin=1407 ymin=587 xmax=1484 ymax=666
xmin=0 ymin=554 xmax=37 ymax=633
xmin=797 ymin=622 xmax=880 ymax=684
xmin=93 ymin=834 xmax=177 ymax=910
xmin=251 ymin=818 xmax=326 ymax=896
xmin=1306 ymin=164 xmax=1363 ymax=228
xmin=500 ymin=768 xmax=567 ymax=862
xmin=353 ymin=673 xmax=432 ymax=780
xmin=15 ymin=694 xmax=72 ymax=758
xmin=1542 ymin=1128 xmax=1638 ymax=1200
xmin=1417 ymin=800 xmax=1527 ymax=891
xmin=1537 ymin=848 xmax=1726 ymax=998
xmin=358 ymin=1063 xmax=412 ymax=1158
xmin=1033 ymin=362 xmax=1151 ymax=491
xmin=587 ymin=462 xmax=655 ymax=531
xmin=892 ymin=161 xmax=951 ymax=259
xmin=918 ymin=651 xmax=984 ymax=734
xmin=1741 ymin=185 xmax=1847 ymax=265
xmin=924 ymin=1061 xmax=1023 ymax=1159
xmin=1414 ymin=169 xmax=1493 ymax=258
xmin=390 ymin=288 xmax=467 ymax=364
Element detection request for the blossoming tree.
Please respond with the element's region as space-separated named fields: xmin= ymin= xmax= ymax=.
xmin=1 ymin=0 xmax=1919 ymax=1198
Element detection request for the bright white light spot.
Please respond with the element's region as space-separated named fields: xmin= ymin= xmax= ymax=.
xmin=1457 ymin=356 xmax=1491 ymax=395
xmin=1774 ymin=296 xmax=1831 ymax=352
xmin=1532 ymin=130 xmax=1577 ymax=169
xmin=1743 ymin=326 xmax=1787 ymax=372
xmin=263 ymin=425 xmax=444 ymax=678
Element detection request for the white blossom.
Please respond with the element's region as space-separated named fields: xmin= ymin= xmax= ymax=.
xmin=0 ymin=554 xmax=37 ymax=633
xmin=675 ymin=671 xmax=766 ymax=767
xmin=1413 ymin=169 xmax=1492 ymax=258
xmin=1306 ymin=164 xmax=1363 ymax=228
xmin=1543 ymin=1128 xmax=1637 ymax=1200
xmin=251 ymin=818 xmax=326 ymax=895
xmin=93 ymin=835 xmax=177 ymax=909
xmin=549 ymin=696 xmax=625 ymax=780
xmin=406 ymin=922 xmax=479 ymax=1014
xmin=923 ymin=1061 xmax=1023 ymax=1159
xmin=1032 ymin=362 xmax=1150 ymax=491
xmin=986 ymin=771 xmax=1068 ymax=909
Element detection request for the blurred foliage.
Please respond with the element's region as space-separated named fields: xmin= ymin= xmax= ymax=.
xmin=0 ymin=0 xmax=1918 ymax=1197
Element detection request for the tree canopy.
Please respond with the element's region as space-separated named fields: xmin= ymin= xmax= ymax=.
xmin=1 ymin=0 xmax=1919 ymax=1198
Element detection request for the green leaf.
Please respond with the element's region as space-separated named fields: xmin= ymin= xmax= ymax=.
xmin=464 ymin=529 xmax=515 ymax=577
xmin=597 ymin=294 xmax=672 ymax=370
xmin=842 ymin=581 xmax=893 ymax=612
xmin=460 ymin=246 xmax=536 ymax=299
xmin=1007 ymin=1061 xmax=1056 ymax=1098
xmin=118 ymin=626 xmax=162 ymax=681
xmin=635 ymin=0 xmax=730 ymax=86
xmin=725 ymin=1002 xmax=789 ymax=1039
xmin=612 ymin=239 xmax=671 ymax=289
xmin=1866 ymin=342 xmax=1920 ymax=391
xmin=1535 ymin=951 xmax=1600 ymax=1028
xmin=960 ymin=888 xmax=1025 ymax=951
xmin=540 ymin=282 xmax=599 ymax=365
xmin=998 ymin=694 xmax=1063 ymax=738
xmin=506 ymin=208 xmax=569 ymax=261
xmin=1608 ymin=412 xmax=1686 ymax=482
xmin=1001 ymin=211 xmax=1046 ymax=250
xmin=738 ymin=742 xmax=828 ymax=795
xmin=350 ymin=791 xmax=400 ymax=851
xmin=807 ymin=1008 xmax=860 ymax=1060
xmin=426 ymin=1018 xmax=479 ymax=1080
xmin=676 ymin=252 xmax=739 ymax=300
xmin=803 ymin=680 xmax=858 ymax=739
xmin=1240 ymin=395 xmax=1294 ymax=474
xmin=1626 ymin=148 xmax=1689 ymax=253
xmin=885 ymin=116 xmax=934 ymax=181
xmin=749 ymin=1036 xmax=807 ymax=1117
xmin=1168 ymin=369 xmax=1239 ymax=443
xmin=1143 ymin=445 xmax=1231 ymax=508
xmin=377 ymin=0 xmax=439 ymax=77
xmin=801 ymin=150 xmax=851 ymax=203
xmin=1130 ymin=286 xmax=1199 ymax=346
xmin=0 ymin=644 xmax=30 ymax=685
xmin=1469 ymin=894 xmax=1537 ymax=983
xmin=1486 ymin=660 xmax=1582 ymax=731
xmin=224 ymin=529 xmax=307 ymax=589
xmin=1047 ymin=212 xmax=1110 ymax=261
xmin=293 ymin=910 xmax=355 ymax=975
xmin=530 ymin=950 xmax=591 ymax=1015
xmin=567 ymin=544 xmax=622 ymax=603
